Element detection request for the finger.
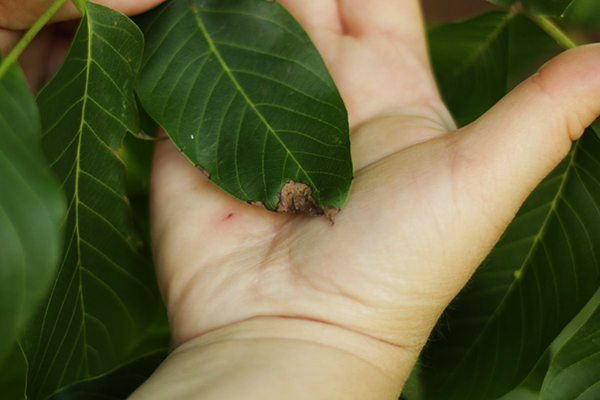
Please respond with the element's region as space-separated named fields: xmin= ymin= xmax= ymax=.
xmin=339 ymin=0 xmax=428 ymax=58
xmin=0 ymin=27 xmax=20 ymax=55
xmin=52 ymin=0 xmax=165 ymax=22
xmin=1 ymin=0 xmax=166 ymax=30
xmin=351 ymin=105 xmax=453 ymax=170
xmin=453 ymin=44 xmax=600 ymax=235
xmin=278 ymin=0 xmax=342 ymax=36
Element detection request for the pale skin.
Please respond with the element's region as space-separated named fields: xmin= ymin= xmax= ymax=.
xmin=3 ymin=0 xmax=600 ymax=398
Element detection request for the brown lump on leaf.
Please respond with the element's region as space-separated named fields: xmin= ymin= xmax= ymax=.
xmin=275 ymin=180 xmax=340 ymax=221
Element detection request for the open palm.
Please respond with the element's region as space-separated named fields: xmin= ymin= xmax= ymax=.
xmin=150 ymin=0 xmax=600 ymax=355
xmin=2 ymin=0 xmax=600 ymax=396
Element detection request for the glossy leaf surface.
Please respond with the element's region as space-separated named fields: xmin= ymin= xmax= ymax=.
xmin=48 ymin=350 xmax=167 ymax=400
xmin=24 ymin=3 xmax=159 ymax=399
xmin=0 ymin=55 xmax=65 ymax=363
xmin=136 ymin=0 xmax=352 ymax=214
xmin=429 ymin=11 xmax=512 ymax=126
xmin=422 ymin=129 xmax=600 ymax=399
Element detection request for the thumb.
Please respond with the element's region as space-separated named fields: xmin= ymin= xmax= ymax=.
xmin=452 ymin=44 xmax=600 ymax=226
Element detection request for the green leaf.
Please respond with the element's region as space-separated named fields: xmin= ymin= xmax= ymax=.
xmin=0 ymin=55 xmax=66 ymax=363
xmin=136 ymin=0 xmax=352 ymax=215
xmin=541 ymin=293 xmax=600 ymax=399
xmin=521 ymin=0 xmax=575 ymax=17
xmin=47 ymin=350 xmax=167 ymax=400
xmin=119 ymin=133 xmax=154 ymax=196
xmin=421 ymin=128 xmax=600 ymax=399
xmin=564 ymin=0 xmax=600 ymax=29
xmin=72 ymin=0 xmax=87 ymax=14
xmin=507 ymin=13 xmax=561 ymax=90
xmin=429 ymin=11 xmax=513 ymax=126
xmin=0 ymin=343 xmax=28 ymax=400
xmin=24 ymin=3 xmax=160 ymax=399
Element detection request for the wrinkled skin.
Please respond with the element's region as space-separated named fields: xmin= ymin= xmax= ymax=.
xmin=4 ymin=0 xmax=600 ymax=395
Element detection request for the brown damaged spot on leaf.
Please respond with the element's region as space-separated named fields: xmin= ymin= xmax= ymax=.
xmin=195 ymin=165 xmax=211 ymax=179
xmin=276 ymin=180 xmax=340 ymax=222
xmin=248 ymin=201 xmax=267 ymax=209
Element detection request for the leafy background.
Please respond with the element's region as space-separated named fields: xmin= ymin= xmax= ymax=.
xmin=1 ymin=0 xmax=600 ymax=399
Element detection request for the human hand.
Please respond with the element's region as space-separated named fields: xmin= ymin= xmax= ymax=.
xmin=141 ymin=0 xmax=600 ymax=398
xmin=5 ymin=0 xmax=600 ymax=398
xmin=144 ymin=0 xmax=600 ymax=398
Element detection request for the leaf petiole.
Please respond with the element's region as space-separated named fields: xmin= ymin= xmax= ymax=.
xmin=0 ymin=0 xmax=69 ymax=79
xmin=526 ymin=13 xmax=578 ymax=50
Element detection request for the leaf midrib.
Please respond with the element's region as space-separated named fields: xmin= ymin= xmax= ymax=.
xmin=31 ymin=13 xmax=94 ymax=393
xmin=74 ymin=9 xmax=93 ymax=380
xmin=188 ymin=0 xmax=317 ymax=193
xmin=440 ymin=140 xmax=581 ymax=398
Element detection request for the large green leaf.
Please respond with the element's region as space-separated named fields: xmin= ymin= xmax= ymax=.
xmin=0 ymin=55 xmax=66 ymax=363
xmin=421 ymin=128 xmax=600 ymax=399
xmin=429 ymin=11 xmax=513 ymax=126
xmin=47 ymin=350 xmax=167 ymax=400
xmin=23 ymin=3 xmax=160 ymax=399
xmin=540 ymin=291 xmax=600 ymax=399
xmin=136 ymin=0 xmax=352 ymax=215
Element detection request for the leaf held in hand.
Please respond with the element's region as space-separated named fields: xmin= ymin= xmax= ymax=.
xmin=135 ymin=0 xmax=353 ymax=216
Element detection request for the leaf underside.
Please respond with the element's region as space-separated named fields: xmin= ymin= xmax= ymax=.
xmin=0 ymin=55 xmax=65 ymax=364
xmin=541 ymin=297 xmax=600 ymax=400
xmin=136 ymin=0 xmax=352 ymax=213
xmin=429 ymin=11 xmax=511 ymax=127
xmin=422 ymin=129 xmax=600 ymax=399
xmin=24 ymin=3 xmax=159 ymax=399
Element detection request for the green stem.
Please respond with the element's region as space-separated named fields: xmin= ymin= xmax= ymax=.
xmin=0 ymin=0 xmax=69 ymax=78
xmin=527 ymin=13 xmax=578 ymax=50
